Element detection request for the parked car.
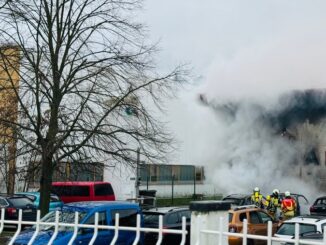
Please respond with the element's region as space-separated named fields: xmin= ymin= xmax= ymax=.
xmin=273 ymin=215 xmax=326 ymax=245
xmin=51 ymin=181 xmax=115 ymax=203
xmin=228 ymin=205 xmax=279 ymax=245
xmin=283 ymin=232 xmax=324 ymax=245
xmin=143 ymin=207 xmax=191 ymax=245
xmin=13 ymin=201 xmax=143 ymax=245
xmin=0 ymin=194 xmax=37 ymax=222
xmin=16 ymin=192 xmax=63 ymax=211
xmin=310 ymin=196 xmax=326 ymax=215
xmin=278 ymin=193 xmax=310 ymax=216
xmin=222 ymin=194 xmax=253 ymax=207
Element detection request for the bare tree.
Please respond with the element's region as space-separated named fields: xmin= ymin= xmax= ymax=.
xmin=0 ymin=0 xmax=186 ymax=216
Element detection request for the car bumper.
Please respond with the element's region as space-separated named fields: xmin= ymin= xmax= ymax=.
xmin=228 ymin=236 xmax=243 ymax=245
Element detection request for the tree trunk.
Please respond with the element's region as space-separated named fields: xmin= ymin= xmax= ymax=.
xmin=39 ymin=155 xmax=53 ymax=216
xmin=7 ymin=141 xmax=16 ymax=195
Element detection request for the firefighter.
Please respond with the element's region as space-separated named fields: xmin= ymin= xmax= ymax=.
xmin=251 ymin=187 xmax=264 ymax=208
xmin=266 ymin=189 xmax=281 ymax=219
xmin=281 ymin=191 xmax=297 ymax=220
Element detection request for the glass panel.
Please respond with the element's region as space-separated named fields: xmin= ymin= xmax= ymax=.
xmin=159 ymin=165 xmax=172 ymax=182
xmin=51 ymin=186 xmax=90 ymax=196
xmin=180 ymin=166 xmax=194 ymax=181
xmin=239 ymin=213 xmax=247 ymax=222
xmin=94 ymin=184 xmax=114 ymax=196
xmin=259 ymin=211 xmax=272 ymax=223
xmin=8 ymin=197 xmax=34 ymax=207
xmin=85 ymin=212 xmax=107 ymax=226
xmin=111 ymin=209 xmax=138 ymax=227
xmin=37 ymin=211 xmax=87 ymax=232
xmin=249 ymin=212 xmax=261 ymax=224
xmin=277 ymin=223 xmax=316 ymax=235
xmin=167 ymin=213 xmax=179 ymax=224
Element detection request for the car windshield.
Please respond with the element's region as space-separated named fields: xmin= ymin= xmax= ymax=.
xmin=36 ymin=210 xmax=87 ymax=232
xmin=277 ymin=223 xmax=316 ymax=236
xmin=143 ymin=213 xmax=162 ymax=225
xmin=9 ymin=197 xmax=34 ymax=207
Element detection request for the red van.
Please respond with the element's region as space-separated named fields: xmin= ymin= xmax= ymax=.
xmin=51 ymin=181 xmax=115 ymax=203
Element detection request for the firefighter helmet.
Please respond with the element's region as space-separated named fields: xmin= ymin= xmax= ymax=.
xmin=285 ymin=191 xmax=291 ymax=197
xmin=273 ymin=189 xmax=279 ymax=195
xmin=254 ymin=187 xmax=260 ymax=192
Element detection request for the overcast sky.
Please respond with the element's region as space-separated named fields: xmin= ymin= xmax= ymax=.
xmin=141 ymin=1 xmax=326 ymax=164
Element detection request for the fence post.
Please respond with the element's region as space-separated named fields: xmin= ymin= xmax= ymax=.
xmin=189 ymin=201 xmax=230 ymax=245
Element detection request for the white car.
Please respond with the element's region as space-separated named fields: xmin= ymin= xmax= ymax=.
xmin=273 ymin=216 xmax=326 ymax=245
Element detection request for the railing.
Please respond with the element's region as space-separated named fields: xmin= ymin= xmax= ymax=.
xmin=4 ymin=209 xmax=326 ymax=245
xmin=194 ymin=216 xmax=326 ymax=245
xmin=0 ymin=208 xmax=188 ymax=245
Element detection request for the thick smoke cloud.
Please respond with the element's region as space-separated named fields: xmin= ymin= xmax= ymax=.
xmin=200 ymin=89 xmax=326 ymax=200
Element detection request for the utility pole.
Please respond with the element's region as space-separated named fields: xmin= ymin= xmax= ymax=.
xmin=135 ymin=147 xmax=140 ymax=198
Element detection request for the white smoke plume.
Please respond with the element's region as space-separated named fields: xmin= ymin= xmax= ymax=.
xmin=191 ymin=34 xmax=326 ymax=201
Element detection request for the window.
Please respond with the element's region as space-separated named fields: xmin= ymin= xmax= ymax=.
xmin=0 ymin=198 xmax=8 ymax=207
xmin=179 ymin=210 xmax=191 ymax=222
xmin=166 ymin=213 xmax=180 ymax=224
xmin=25 ymin=195 xmax=37 ymax=202
xmin=277 ymin=223 xmax=316 ymax=236
xmin=239 ymin=213 xmax=247 ymax=222
xmin=85 ymin=212 xmax=107 ymax=226
xmin=229 ymin=213 xmax=234 ymax=223
xmin=94 ymin=184 xmax=114 ymax=196
xmin=111 ymin=209 xmax=138 ymax=227
xmin=249 ymin=212 xmax=261 ymax=224
xmin=180 ymin=166 xmax=194 ymax=181
xmin=159 ymin=165 xmax=172 ymax=182
xmin=8 ymin=197 xmax=33 ymax=207
xmin=258 ymin=211 xmax=272 ymax=223
xmin=139 ymin=164 xmax=205 ymax=185
xmin=51 ymin=186 xmax=90 ymax=196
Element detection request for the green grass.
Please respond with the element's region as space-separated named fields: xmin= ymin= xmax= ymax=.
xmin=156 ymin=194 xmax=223 ymax=207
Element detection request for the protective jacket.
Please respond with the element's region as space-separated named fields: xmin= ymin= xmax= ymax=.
xmin=251 ymin=193 xmax=264 ymax=208
xmin=267 ymin=196 xmax=280 ymax=212
xmin=281 ymin=197 xmax=296 ymax=218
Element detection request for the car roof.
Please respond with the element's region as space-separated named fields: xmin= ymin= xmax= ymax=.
xmin=16 ymin=192 xmax=58 ymax=197
xmin=63 ymin=201 xmax=139 ymax=212
xmin=52 ymin=181 xmax=111 ymax=186
xmin=143 ymin=207 xmax=189 ymax=214
xmin=229 ymin=205 xmax=262 ymax=213
xmin=223 ymin=194 xmax=251 ymax=199
xmin=283 ymin=215 xmax=326 ymax=224
xmin=315 ymin=196 xmax=326 ymax=200
xmin=0 ymin=193 xmax=30 ymax=198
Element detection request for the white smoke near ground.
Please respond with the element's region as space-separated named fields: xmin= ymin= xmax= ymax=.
xmin=194 ymin=33 xmax=326 ymax=201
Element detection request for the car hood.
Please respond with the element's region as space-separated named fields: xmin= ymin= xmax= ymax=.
xmin=13 ymin=230 xmax=70 ymax=245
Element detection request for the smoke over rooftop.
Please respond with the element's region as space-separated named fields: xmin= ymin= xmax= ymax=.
xmin=198 ymin=89 xmax=326 ymax=199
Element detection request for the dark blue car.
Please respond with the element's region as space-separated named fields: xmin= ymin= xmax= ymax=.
xmin=13 ymin=201 xmax=144 ymax=245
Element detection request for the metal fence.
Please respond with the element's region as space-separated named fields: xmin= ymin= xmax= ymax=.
xmin=3 ymin=209 xmax=326 ymax=245
xmin=0 ymin=208 xmax=188 ymax=245
xmin=193 ymin=216 xmax=326 ymax=245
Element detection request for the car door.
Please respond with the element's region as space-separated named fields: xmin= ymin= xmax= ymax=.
xmin=110 ymin=208 xmax=139 ymax=245
xmin=297 ymin=195 xmax=310 ymax=215
xmin=163 ymin=212 xmax=182 ymax=244
xmin=248 ymin=211 xmax=267 ymax=245
xmin=74 ymin=211 xmax=111 ymax=245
